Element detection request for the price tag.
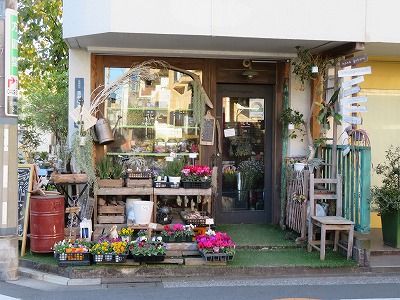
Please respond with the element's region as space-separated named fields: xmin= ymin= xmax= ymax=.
xmin=205 ymin=218 xmax=214 ymax=225
xmin=148 ymin=222 xmax=158 ymax=229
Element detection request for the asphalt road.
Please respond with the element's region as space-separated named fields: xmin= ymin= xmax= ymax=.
xmin=1 ymin=274 xmax=400 ymax=300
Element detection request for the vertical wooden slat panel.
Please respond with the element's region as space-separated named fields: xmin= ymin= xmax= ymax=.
xmin=360 ymin=148 xmax=371 ymax=232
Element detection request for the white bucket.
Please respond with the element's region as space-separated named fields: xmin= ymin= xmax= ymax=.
xmin=126 ymin=198 xmax=141 ymax=223
xmin=132 ymin=201 xmax=154 ymax=224
xmin=294 ymin=162 xmax=307 ymax=172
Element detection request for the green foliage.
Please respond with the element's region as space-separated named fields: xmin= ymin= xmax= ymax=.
xmin=238 ymin=159 xmax=264 ymax=190
xmin=18 ymin=117 xmax=42 ymax=162
xmin=280 ymin=108 xmax=305 ymax=140
xmin=291 ymin=47 xmax=334 ymax=88
xmin=18 ymin=0 xmax=68 ymax=145
xmin=71 ymin=133 xmax=96 ymax=188
xmin=191 ymin=80 xmax=206 ymax=125
xmin=316 ymin=88 xmax=342 ymax=131
xmin=372 ymin=146 xmax=400 ymax=213
xmin=96 ymin=156 xmax=124 ymax=179
xmin=164 ymin=159 xmax=184 ymax=177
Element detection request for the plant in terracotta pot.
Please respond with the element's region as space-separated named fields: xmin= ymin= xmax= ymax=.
xmin=372 ymin=146 xmax=400 ymax=248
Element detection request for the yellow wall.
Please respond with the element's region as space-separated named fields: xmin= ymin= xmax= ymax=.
xmin=358 ymin=57 xmax=400 ymax=228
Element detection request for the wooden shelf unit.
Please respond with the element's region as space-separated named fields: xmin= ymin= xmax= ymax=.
xmin=94 ymin=187 xmax=212 ymax=227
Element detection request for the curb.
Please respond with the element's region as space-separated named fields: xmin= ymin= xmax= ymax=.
xmin=19 ymin=258 xmax=375 ymax=284
xmin=19 ymin=267 xmax=102 ymax=286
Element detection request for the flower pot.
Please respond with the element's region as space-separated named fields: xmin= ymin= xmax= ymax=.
xmin=58 ymin=253 xmax=67 ymax=261
xmin=288 ymin=123 xmax=295 ymax=130
xmin=121 ymin=236 xmax=131 ymax=243
xmin=294 ymin=162 xmax=306 ymax=172
xmin=168 ymin=176 xmax=181 ymax=184
xmin=104 ymin=254 xmax=113 ymax=262
xmin=381 ymin=211 xmax=400 ymax=248
xmin=93 ymin=254 xmax=103 ymax=263
xmin=132 ymin=201 xmax=154 ymax=224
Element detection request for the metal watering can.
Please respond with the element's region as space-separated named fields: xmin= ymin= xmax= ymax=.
xmin=94 ymin=115 xmax=122 ymax=145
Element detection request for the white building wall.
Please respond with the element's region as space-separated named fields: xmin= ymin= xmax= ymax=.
xmin=64 ymin=0 xmax=400 ymax=44
xmin=288 ymin=71 xmax=309 ymax=157
xmin=67 ymin=49 xmax=92 ymax=144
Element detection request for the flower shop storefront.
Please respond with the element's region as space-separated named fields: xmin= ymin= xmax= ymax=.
xmin=90 ymin=55 xmax=287 ymax=225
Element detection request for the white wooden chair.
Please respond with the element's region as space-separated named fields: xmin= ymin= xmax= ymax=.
xmin=307 ymin=173 xmax=354 ymax=260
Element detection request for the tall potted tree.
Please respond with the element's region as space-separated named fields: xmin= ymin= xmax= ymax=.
xmin=372 ymin=146 xmax=400 ymax=248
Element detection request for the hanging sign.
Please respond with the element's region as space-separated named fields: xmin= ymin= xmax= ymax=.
xmin=341 ymin=76 xmax=364 ymax=89
xmin=343 ymin=86 xmax=361 ymax=97
xmin=339 ymin=54 xmax=368 ymax=68
xmin=200 ymin=111 xmax=215 ymax=146
xmin=340 ymin=96 xmax=367 ymax=106
xmin=345 ymin=106 xmax=367 ymax=113
xmin=4 ymin=9 xmax=18 ymax=116
xmin=338 ymin=66 xmax=371 ymax=78
xmin=342 ymin=115 xmax=362 ymax=125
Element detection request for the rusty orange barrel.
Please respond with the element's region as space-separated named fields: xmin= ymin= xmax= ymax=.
xmin=30 ymin=195 xmax=65 ymax=253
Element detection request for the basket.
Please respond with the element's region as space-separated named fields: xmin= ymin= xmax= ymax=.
xmin=128 ymin=171 xmax=152 ymax=179
xmin=153 ymin=181 xmax=180 ymax=188
xmin=200 ymin=250 xmax=234 ymax=262
xmin=56 ymin=252 xmax=91 ymax=266
xmin=180 ymin=211 xmax=209 ymax=226
xmin=93 ymin=254 xmax=127 ymax=264
xmin=181 ymin=181 xmax=211 ymax=189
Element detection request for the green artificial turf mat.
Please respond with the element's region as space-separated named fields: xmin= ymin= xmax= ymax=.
xmin=217 ymin=224 xmax=296 ymax=247
xmin=230 ymin=248 xmax=357 ymax=268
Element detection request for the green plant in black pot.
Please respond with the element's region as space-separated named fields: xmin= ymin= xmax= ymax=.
xmin=372 ymin=146 xmax=400 ymax=248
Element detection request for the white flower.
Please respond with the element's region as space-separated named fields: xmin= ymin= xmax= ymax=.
xmin=156 ymin=236 xmax=162 ymax=242
xmin=206 ymin=229 xmax=216 ymax=236
xmin=151 ymin=237 xmax=156 ymax=242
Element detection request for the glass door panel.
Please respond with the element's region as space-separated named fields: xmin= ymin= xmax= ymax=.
xmin=221 ymin=97 xmax=265 ymax=211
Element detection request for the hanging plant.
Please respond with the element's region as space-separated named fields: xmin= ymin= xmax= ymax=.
xmin=191 ymin=80 xmax=206 ymax=126
xmin=71 ymin=132 xmax=96 ymax=188
xmin=291 ymin=47 xmax=334 ymax=90
xmin=280 ymin=108 xmax=305 ymax=140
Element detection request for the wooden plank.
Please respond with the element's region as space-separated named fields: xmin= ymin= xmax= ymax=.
xmin=97 ymin=215 xmax=125 ymax=224
xmin=182 ymin=250 xmax=201 ymax=256
xmin=339 ymin=54 xmax=368 ymax=68
xmin=341 ymin=76 xmax=364 ymax=89
xmin=359 ymin=148 xmax=371 ymax=233
xmin=338 ymin=66 xmax=371 ymax=78
xmin=166 ymin=243 xmax=198 ymax=251
xmin=343 ymin=85 xmax=360 ymax=97
xmin=97 ymin=187 xmax=153 ymax=196
xmin=154 ymin=188 xmax=211 ymax=196
xmin=340 ymin=96 xmax=367 ymax=106
xmin=98 ymin=205 xmax=125 ymax=214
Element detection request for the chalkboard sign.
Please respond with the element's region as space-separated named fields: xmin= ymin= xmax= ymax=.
xmin=17 ymin=164 xmax=34 ymax=237
xmin=200 ymin=112 xmax=215 ymax=146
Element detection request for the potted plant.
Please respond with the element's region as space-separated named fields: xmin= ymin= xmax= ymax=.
xmin=53 ymin=239 xmax=92 ymax=265
xmin=118 ymin=227 xmax=134 ymax=243
xmin=181 ymin=165 xmax=212 ymax=189
xmin=195 ymin=230 xmax=236 ymax=262
xmin=315 ymin=88 xmax=342 ymax=132
xmin=96 ymin=156 xmax=124 ymax=188
xmin=128 ymin=236 xmax=166 ymax=262
xmin=90 ymin=241 xmax=111 ymax=262
xmin=372 ymin=146 xmax=400 ymax=248
xmin=280 ymin=108 xmax=305 ymax=140
xmin=161 ymin=224 xmax=194 ymax=242
xmin=164 ymin=159 xmax=185 ymax=185
xmin=111 ymin=241 xmax=128 ymax=262
xmin=222 ymin=166 xmax=237 ymax=189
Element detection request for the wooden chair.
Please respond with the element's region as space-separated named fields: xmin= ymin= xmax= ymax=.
xmin=307 ymin=173 xmax=354 ymax=260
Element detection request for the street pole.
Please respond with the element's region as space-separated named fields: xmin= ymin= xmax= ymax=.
xmin=0 ymin=0 xmax=18 ymax=281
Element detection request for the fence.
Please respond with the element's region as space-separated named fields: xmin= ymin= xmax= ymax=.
xmin=320 ymin=145 xmax=371 ymax=233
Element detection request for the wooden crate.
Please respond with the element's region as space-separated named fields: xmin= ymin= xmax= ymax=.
xmin=126 ymin=179 xmax=152 ymax=188
xmin=98 ymin=204 xmax=125 ymax=224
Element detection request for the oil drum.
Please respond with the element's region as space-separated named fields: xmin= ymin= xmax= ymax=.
xmin=30 ymin=195 xmax=65 ymax=253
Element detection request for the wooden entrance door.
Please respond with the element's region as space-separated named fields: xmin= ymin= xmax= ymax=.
xmin=216 ymin=84 xmax=274 ymax=224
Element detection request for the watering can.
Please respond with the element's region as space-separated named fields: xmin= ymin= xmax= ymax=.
xmin=95 ymin=115 xmax=122 ymax=145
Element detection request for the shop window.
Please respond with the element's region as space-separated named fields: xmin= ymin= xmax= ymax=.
xmin=104 ymin=68 xmax=202 ymax=164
